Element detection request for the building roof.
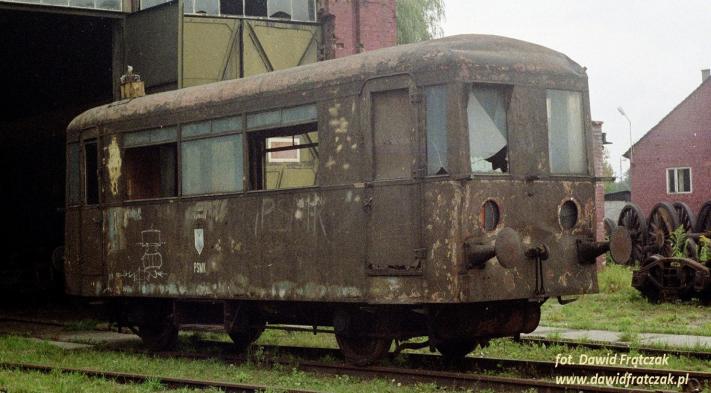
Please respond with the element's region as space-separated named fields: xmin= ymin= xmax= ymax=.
xmin=68 ymin=34 xmax=586 ymax=131
xmin=623 ymin=76 xmax=711 ymax=158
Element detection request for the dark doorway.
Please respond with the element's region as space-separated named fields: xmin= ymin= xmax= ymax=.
xmin=0 ymin=9 xmax=114 ymax=297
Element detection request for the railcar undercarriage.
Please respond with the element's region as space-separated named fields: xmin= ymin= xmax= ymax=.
xmin=107 ymin=298 xmax=542 ymax=364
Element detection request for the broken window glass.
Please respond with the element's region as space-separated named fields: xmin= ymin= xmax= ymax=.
xmin=268 ymin=0 xmax=290 ymax=18
xmin=141 ymin=0 xmax=168 ymax=9
xmin=546 ymin=89 xmax=587 ymax=174
xmin=182 ymin=134 xmax=244 ymax=195
xmin=245 ymin=0 xmax=267 ymax=16
xmin=425 ymin=85 xmax=448 ymax=175
xmin=468 ymin=85 xmax=510 ymax=173
xmin=292 ymin=0 xmax=315 ymax=21
xmin=67 ymin=143 xmax=81 ymax=205
xmin=193 ymin=0 xmax=219 ymax=14
xmin=221 ymin=0 xmax=244 ymax=15
xmin=248 ymin=125 xmax=318 ymax=190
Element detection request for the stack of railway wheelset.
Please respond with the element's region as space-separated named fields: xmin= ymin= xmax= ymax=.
xmin=609 ymin=200 xmax=711 ymax=303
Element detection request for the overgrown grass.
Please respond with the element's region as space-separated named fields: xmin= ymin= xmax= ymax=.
xmin=541 ymin=264 xmax=711 ymax=336
xmin=0 ymin=336 xmax=465 ymax=393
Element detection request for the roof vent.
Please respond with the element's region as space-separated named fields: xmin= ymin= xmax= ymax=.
xmin=120 ymin=65 xmax=145 ymax=99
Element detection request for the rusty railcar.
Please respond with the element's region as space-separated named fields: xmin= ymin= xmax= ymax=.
xmin=65 ymin=34 xmax=629 ymax=363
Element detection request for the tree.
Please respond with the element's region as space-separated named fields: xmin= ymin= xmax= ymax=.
xmin=397 ymin=0 xmax=445 ymax=44
xmin=601 ymin=148 xmax=616 ymax=193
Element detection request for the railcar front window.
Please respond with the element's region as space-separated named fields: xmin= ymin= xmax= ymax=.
xmin=123 ymin=127 xmax=178 ymax=200
xmin=425 ymin=85 xmax=448 ymax=175
xmin=467 ymin=85 xmax=510 ymax=173
xmin=546 ymin=89 xmax=587 ymax=174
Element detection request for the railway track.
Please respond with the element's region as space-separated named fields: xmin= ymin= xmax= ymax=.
xmin=0 ymin=361 xmax=321 ymax=393
xmin=1 ymin=318 xmax=708 ymax=392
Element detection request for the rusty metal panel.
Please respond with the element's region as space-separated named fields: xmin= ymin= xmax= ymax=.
xmin=318 ymin=97 xmax=364 ymax=186
xmin=64 ymin=208 xmax=82 ymax=295
xmin=182 ymin=17 xmax=240 ymax=88
xmin=371 ymin=89 xmax=414 ymax=180
xmin=124 ymin=1 xmax=180 ymax=91
xmin=242 ymin=19 xmax=320 ymax=77
xmin=365 ymin=184 xmax=417 ymax=273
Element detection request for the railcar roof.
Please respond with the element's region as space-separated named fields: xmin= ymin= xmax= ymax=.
xmin=68 ymin=34 xmax=585 ymax=131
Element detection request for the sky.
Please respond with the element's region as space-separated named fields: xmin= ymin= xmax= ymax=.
xmin=442 ymin=0 xmax=711 ymax=178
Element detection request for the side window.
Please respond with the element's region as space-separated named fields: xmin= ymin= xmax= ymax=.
xmin=467 ymin=85 xmax=511 ymax=173
xmin=247 ymin=104 xmax=318 ymax=190
xmin=84 ymin=139 xmax=100 ymax=205
xmin=546 ymin=89 xmax=587 ymax=174
xmin=182 ymin=134 xmax=244 ymax=195
xmin=181 ymin=115 xmax=244 ymax=195
xmin=372 ymin=89 xmax=414 ymax=180
xmin=425 ymin=85 xmax=448 ymax=175
xmin=123 ymin=127 xmax=178 ymax=200
xmin=67 ymin=143 xmax=81 ymax=205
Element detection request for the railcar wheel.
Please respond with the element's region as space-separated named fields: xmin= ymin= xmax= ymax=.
xmin=137 ymin=320 xmax=178 ymax=351
xmin=435 ymin=338 xmax=477 ymax=361
xmin=617 ymin=203 xmax=647 ymax=265
xmin=696 ymin=201 xmax=711 ymax=234
xmin=672 ymin=202 xmax=696 ymax=233
xmin=646 ymin=203 xmax=680 ymax=257
xmin=229 ymin=327 xmax=265 ymax=353
xmin=224 ymin=303 xmax=265 ymax=353
xmin=336 ymin=334 xmax=392 ymax=366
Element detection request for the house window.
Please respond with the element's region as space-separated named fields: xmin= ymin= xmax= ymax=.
xmin=547 ymin=89 xmax=587 ymax=174
xmin=468 ymin=85 xmax=511 ymax=173
xmin=667 ymin=167 xmax=692 ymax=194
xmin=267 ymin=137 xmax=301 ymax=162
xmin=123 ymin=127 xmax=178 ymax=200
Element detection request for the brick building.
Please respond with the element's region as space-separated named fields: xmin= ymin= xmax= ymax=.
xmin=322 ymin=0 xmax=397 ymax=58
xmin=627 ymin=70 xmax=711 ymax=215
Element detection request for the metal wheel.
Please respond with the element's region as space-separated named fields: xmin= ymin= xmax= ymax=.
xmin=336 ymin=334 xmax=392 ymax=366
xmin=225 ymin=303 xmax=265 ymax=353
xmin=435 ymin=338 xmax=478 ymax=360
xmin=672 ymin=202 xmax=696 ymax=233
xmin=646 ymin=202 xmax=680 ymax=258
xmin=695 ymin=201 xmax=711 ymax=234
xmin=617 ymin=203 xmax=647 ymax=265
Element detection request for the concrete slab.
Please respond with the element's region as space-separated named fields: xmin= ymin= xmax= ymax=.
xmin=526 ymin=326 xmax=711 ymax=351
xmin=639 ymin=333 xmax=711 ymax=349
xmin=55 ymin=331 xmax=141 ymax=346
xmin=27 ymin=337 xmax=93 ymax=350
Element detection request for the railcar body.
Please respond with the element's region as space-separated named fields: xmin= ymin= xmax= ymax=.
xmin=65 ymin=34 xmax=626 ymax=362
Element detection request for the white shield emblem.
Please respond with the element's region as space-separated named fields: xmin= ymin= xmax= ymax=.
xmin=194 ymin=228 xmax=204 ymax=255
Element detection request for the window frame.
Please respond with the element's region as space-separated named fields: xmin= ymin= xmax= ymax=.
xmin=66 ymin=142 xmax=82 ymax=207
xmin=83 ymin=138 xmax=101 ymax=206
xmin=666 ymin=167 xmax=692 ymax=194
xmin=545 ymin=88 xmax=589 ymax=176
xmin=121 ymin=127 xmax=179 ymax=202
xmin=466 ymin=83 xmax=513 ymax=176
xmin=267 ymin=136 xmax=302 ymax=163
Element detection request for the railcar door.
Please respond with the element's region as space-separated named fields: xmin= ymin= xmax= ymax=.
xmin=362 ymin=76 xmax=424 ymax=275
xmin=80 ymin=135 xmax=104 ymax=295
